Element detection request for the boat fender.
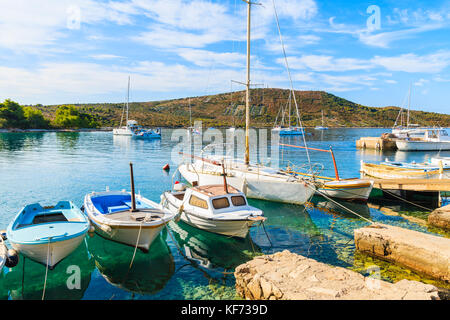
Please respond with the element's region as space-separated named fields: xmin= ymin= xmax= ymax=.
xmin=88 ymin=225 xmax=95 ymax=233
xmin=0 ymin=231 xmax=6 ymax=241
xmin=5 ymin=249 xmax=19 ymax=268
xmin=100 ymin=225 xmax=112 ymax=234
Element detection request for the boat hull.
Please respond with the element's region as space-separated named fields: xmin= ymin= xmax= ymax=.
xmin=178 ymin=164 xmax=314 ymax=205
xmin=9 ymin=234 xmax=85 ymax=268
xmin=360 ymin=161 xmax=448 ymax=179
xmin=396 ymin=140 xmax=450 ymax=151
xmin=89 ymin=219 xmax=164 ymax=252
xmin=318 ymin=180 xmax=373 ymax=201
xmin=162 ymin=193 xmax=257 ymax=238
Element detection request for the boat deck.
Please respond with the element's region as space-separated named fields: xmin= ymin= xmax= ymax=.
xmin=107 ymin=208 xmax=166 ymax=222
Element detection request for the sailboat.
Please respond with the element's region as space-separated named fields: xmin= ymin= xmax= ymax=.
xmin=186 ymin=98 xmax=201 ymax=136
xmin=314 ymin=110 xmax=328 ymax=130
xmin=178 ymin=0 xmax=316 ymax=205
xmin=391 ymin=84 xmax=425 ymax=138
xmin=113 ymin=77 xmax=161 ymax=139
xmin=272 ymin=91 xmax=303 ymax=135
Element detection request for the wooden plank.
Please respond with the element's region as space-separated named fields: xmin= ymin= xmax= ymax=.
xmin=363 ymin=178 xmax=450 ymax=192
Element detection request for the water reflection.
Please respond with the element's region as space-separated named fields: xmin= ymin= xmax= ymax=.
xmin=310 ymin=197 xmax=371 ymax=220
xmin=169 ymin=221 xmax=261 ymax=275
xmin=0 ymin=132 xmax=44 ymax=152
xmin=86 ymin=231 xmax=174 ymax=296
xmin=56 ymin=132 xmax=80 ymax=149
xmin=0 ymin=239 xmax=94 ymax=300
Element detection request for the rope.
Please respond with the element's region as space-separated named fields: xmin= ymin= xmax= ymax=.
xmin=41 ymin=237 xmax=51 ymax=300
xmin=305 ymin=183 xmax=374 ymax=224
xmin=379 ymin=189 xmax=433 ymax=211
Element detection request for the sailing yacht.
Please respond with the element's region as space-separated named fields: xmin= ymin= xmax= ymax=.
xmin=272 ymin=91 xmax=303 ymax=135
xmin=178 ymin=0 xmax=315 ymax=205
xmin=113 ymin=77 xmax=161 ymax=139
xmin=315 ymin=110 xmax=328 ymax=130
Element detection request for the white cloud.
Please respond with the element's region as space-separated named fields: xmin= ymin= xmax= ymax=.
xmin=281 ymin=55 xmax=373 ymax=72
xmin=371 ymin=51 xmax=450 ymax=73
xmin=385 ymin=79 xmax=397 ymax=84
xmin=90 ymin=54 xmax=123 ymax=60
xmin=414 ymin=78 xmax=429 ymax=87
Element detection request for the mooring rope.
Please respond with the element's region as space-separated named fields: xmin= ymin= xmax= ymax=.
xmin=305 ymin=183 xmax=374 ymax=224
xmin=379 ymin=189 xmax=433 ymax=212
xmin=41 ymin=237 xmax=51 ymax=300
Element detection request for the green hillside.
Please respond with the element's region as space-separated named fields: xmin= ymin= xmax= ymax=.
xmin=30 ymin=88 xmax=450 ymax=128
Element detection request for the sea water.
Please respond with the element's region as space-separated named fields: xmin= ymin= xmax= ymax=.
xmin=0 ymin=128 xmax=448 ymax=300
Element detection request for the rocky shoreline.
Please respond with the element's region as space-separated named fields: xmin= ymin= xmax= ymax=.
xmin=234 ymin=250 xmax=440 ymax=300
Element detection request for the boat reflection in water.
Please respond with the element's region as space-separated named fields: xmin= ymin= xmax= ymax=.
xmin=86 ymin=230 xmax=174 ymax=296
xmin=310 ymin=197 xmax=371 ymax=221
xmin=0 ymin=240 xmax=94 ymax=300
xmin=169 ymin=221 xmax=261 ymax=276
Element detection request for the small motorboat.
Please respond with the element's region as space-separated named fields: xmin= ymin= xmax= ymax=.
xmin=161 ymin=183 xmax=266 ymax=238
xmin=6 ymin=201 xmax=89 ymax=269
xmin=84 ymin=190 xmax=176 ymax=252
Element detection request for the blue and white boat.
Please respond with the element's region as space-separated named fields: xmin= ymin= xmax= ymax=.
xmin=272 ymin=126 xmax=304 ymax=136
xmin=84 ymin=190 xmax=176 ymax=252
xmin=6 ymin=201 xmax=89 ymax=269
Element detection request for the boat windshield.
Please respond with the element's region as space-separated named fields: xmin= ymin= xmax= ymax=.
xmin=189 ymin=195 xmax=208 ymax=209
xmin=231 ymin=196 xmax=246 ymax=206
xmin=212 ymin=197 xmax=230 ymax=209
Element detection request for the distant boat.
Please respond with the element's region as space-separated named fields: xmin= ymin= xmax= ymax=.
xmin=395 ymin=128 xmax=450 ymax=151
xmin=315 ymin=110 xmax=328 ymax=130
xmin=161 ymin=183 xmax=265 ymax=238
xmin=272 ymin=91 xmax=304 ymax=135
xmin=6 ymin=201 xmax=89 ymax=268
xmin=113 ymin=76 xmax=161 ymax=139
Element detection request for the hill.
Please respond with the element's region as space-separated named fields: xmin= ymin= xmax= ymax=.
xmin=32 ymin=89 xmax=450 ymax=128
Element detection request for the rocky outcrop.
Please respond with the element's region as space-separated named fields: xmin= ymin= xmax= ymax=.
xmin=354 ymin=224 xmax=450 ymax=282
xmin=234 ymin=250 xmax=440 ymax=300
xmin=428 ymin=205 xmax=450 ymax=230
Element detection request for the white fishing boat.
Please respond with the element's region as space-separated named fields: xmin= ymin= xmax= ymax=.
xmin=395 ymin=128 xmax=450 ymax=151
xmin=178 ymin=0 xmax=316 ymax=205
xmin=113 ymin=77 xmax=161 ymax=139
xmin=6 ymin=201 xmax=89 ymax=268
xmin=84 ymin=164 xmax=176 ymax=252
xmin=314 ymin=110 xmax=328 ymax=130
xmin=161 ymin=183 xmax=265 ymax=238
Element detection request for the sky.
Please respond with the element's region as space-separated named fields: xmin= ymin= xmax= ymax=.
xmin=0 ymin=0 xmax=449 ymax=114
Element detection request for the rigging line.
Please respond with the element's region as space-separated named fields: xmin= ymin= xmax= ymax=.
xmin=271 ymin=0 xmax=312 ymax=170
xmin=379 ymin=189 xmax=433 ymax=212
xmin=304 ymin=183 xmax=374 ymax=224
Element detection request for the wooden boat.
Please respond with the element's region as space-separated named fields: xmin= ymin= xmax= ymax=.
xmin=281 ymin=144 xmax=373 ymax=201
xmin=84 ymin=190 xmax=176 ymax=252
xmin=360 ymin=160 xmax=450 ymax=179
xmin=161 ymin=182 xmax=265 ymax=238
xmin=6 ymin=201 xmax=89 ymax=268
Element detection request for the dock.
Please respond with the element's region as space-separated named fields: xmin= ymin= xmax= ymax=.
xmin=356 ymin=136 xmax=397 ymax=151
xmin=366 ymin=178 xmax=450 ymax=192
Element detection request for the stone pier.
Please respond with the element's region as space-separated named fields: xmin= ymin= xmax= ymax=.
xmin=354 ymin=224 xmax=450 ymax=282
xmin=428 ymin=205 xmax=450 ymax=230
xmin=234 ymin=250 xmax=440 ymax=300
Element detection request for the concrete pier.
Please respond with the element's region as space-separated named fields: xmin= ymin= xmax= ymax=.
xmin=234 ymin=250 xmax=440 ymax=300
xmin=354 ymin=224 xmax=450 ymax=282
xmin=356 ymin=137 xmax=397 ymax=150
xmin=428 ymin=205 xmax=450 ymax=230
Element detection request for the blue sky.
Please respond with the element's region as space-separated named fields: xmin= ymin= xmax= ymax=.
xmin=0 ymin=0 xmax=449 ymax=114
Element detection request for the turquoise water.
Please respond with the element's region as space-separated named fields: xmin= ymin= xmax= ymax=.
xmin=0 ymin=129 xmax=449 ymax=300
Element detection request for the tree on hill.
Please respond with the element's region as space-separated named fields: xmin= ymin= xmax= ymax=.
xmin=0 ymin=99 xmax=27 ymax=128
xmin=53 ymin=105 xmax=99 ymax=128
xmin=23 ymin=107 xmax=50 ymax=129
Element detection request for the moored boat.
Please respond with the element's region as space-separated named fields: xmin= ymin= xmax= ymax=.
xmin=360 ymin=160 xmax=450 ymax=179
xmin=6 ymin=201 xmax=89 ymax=268
xmin=84 ymin=190 xmax=176 ymax=252
xmin=161 ymin=183 xmax=265 ymax=238
xmin=395 ymin=128 xmax=450 ymax=151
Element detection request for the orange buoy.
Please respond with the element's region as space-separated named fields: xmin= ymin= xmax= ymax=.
xmin=163 ymin=164 xmax=170 ymax=171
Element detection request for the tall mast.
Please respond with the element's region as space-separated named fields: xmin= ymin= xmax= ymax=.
xmin=189 ymin=97 xmax=192 ymax=127
xmin=407 ymin=82 xmax=411 ymax=128
xmin=126 ymin=75 xmax=130 ymax=124
xmin=244 ymin=0 xmax=251 ymax=165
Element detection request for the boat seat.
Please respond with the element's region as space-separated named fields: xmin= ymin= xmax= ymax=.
xmin=108 ymin=205 xmax=130 ymax=213
xmin=32 ymin=212 xmax=68 ymax=224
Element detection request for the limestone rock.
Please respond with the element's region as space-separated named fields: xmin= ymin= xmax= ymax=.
xmin=234 ymin=250 xmax=440 ymax=300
